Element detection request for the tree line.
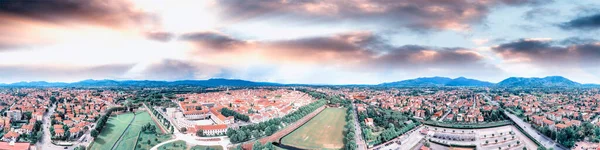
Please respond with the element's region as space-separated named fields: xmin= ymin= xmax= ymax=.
xmin=91 ymin=106 xmax=125 ymax=137
xmin=221 ymin=108 xmax=250 ymax=122
xmin=226 ymin=99 xmax=326 ymax=143
xmin=344 ymin=101 xmax=357 ymax=150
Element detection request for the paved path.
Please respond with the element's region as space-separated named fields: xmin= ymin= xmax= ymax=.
xmin=36 ymin=103 xmax=65 ymax=150
xmin=352 ymin=104 xmax=367 ymax=150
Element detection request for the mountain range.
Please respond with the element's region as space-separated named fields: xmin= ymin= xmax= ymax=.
xmin=379 ymin=77 xmax=494 ymax=87
xmin=0 ymin=76 xmax=598 ymax=87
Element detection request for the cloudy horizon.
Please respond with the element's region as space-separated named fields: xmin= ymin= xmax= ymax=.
xmin=1 ymin=0 xmax=599 ymax=84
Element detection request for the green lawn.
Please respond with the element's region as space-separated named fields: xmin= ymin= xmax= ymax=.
xmin=90 ymin=113 xmax=135 ymax=150
xmin=281 ymin=108 xmax=346 ymax=150
xmin=133 ymin=111 xmax=173 ymax=150
xmin=135 ymin=132 xmax=173 ymax=150
xmin=157 ymin=140 xmax=187 ymax=150
xmin=190 ymin=145 xmax=224 ymax=150
xmin=115 ymin=111 xmax=168 ymax=150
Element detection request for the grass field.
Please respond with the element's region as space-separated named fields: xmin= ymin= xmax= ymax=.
xmin=115 ymin=111 xmax=169 ymax=150
xmin=135 ymin=131 xmax=172 ymax=150
xmin=157 ymin=140 xmax=187 ymax=150
xmin=281 ymin=108 xmax=346 ymax=150
xmin=90 ymin=113 xmax=135 ymax=150
xmin=190 ymin=145 xmax=224 ymax=150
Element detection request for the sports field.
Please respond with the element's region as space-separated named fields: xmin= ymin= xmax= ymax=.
xmin=281 ymin=108 xmax=346 ymax=150
xmin=115 ymin=111 xmax=167 ymax=150
xmin=90 ymin=113 xmax=135 ymax=150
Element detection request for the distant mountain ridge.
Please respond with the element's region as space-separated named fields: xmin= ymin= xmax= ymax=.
xmin=379 ymin=77 xmax=494 ymax=87
xmin=496 ymin=76 xmax=581 ymax=87
xmin=1 ymin=76 xmax=597 ymax=87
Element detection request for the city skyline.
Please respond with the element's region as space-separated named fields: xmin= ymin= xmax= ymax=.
xmin=1 ymin=0 xmax=599 ymax=84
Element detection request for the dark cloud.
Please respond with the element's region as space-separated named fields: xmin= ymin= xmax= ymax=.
xmin=142 ymin=59 xmax=197 ymax=80
xmin=369 ymin=45 xmax=492 ymax=71
xmin=559 ymin=13 xmax=600 ymax=30
xmin=215 ymin=0 xmax=553 ymax=31
xmin=492 ymin=38 xmax=600 ymax=67
xmin=258 ymin=32 xmax=500 ymax=74
xmin=267 ymin=32 xmax=387 ymax=57
xmin=0 ymin=0 xmax=157 ymax=28
xmin=0 ymin=64 xmax=133 ymax=83
xmin=179 ymin=32 xmax=246 ymax=50
xmin=0 ymin=41 xmax=23 ymax=51
xmin=140 ymin=59 xmax=227 ymax=81
xmin=145 ymin=32 xmax=174 ymax=42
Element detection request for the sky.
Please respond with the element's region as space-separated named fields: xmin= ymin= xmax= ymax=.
xmin=0 ymin=0 xmax=599 ymax=84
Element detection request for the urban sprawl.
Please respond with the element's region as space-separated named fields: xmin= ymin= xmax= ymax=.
xmin=0 ymin=87 xmax=598 ymax=150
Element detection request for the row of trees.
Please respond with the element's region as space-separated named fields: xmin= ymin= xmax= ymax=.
xmin=91 ymin=107 xmax=125 ymax=138
xmin=148 ymin=103 xmax=175 ymax=133
xmin=344 ymin=103 xmax=357 ymax=150
xmin=227 ymin=99 xmax=327 ymax=143
xmin=221 ymin=108 xmax=250 ymax=122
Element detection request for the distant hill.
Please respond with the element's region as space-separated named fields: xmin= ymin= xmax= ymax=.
xmin=496 ymin=76 xmax=581 ymax=87
xmin=1 ymin=79 xmax=280 ymax=87
xmin=379 ymin=77 xmax=492 ymax=87
xmin=1 ymin=76 xmax=595 ymax=87
xmin=446 ymin=77 xmax=495 ymax=86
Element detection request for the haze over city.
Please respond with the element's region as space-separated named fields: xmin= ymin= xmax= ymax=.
xmin=1 ymin=0 xmax=599 ymax=84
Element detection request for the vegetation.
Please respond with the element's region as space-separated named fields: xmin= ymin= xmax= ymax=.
xmin=226 ymin=98 xmax=326 ymax=143
xmin=157 ymin=140 xmax=187 ymax=150
xmin=90 ymin=113 xmax=135 ymax=150
xmin=91 ymin=106 xmax=126 ymax=138
xmin=190 ymin=145 xmax=224 ymax=150
xmin=221 ymin=108 xmax=250 ymax=122
xmin=344 ymin=103 xmax=357 ymax=150
xmin=357 ymin=104 xmax=418 ymax=146
xmin=281 ymin=108 xmax=347 ymax=149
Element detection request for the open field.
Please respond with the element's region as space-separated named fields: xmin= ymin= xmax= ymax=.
xmin=90 ymin=113 xmax=135 ymax=150
xmin=135 ymin=132 xmax=173 ymax=150
xmin=116 ymin=111 xmax=170 ymax=150
xmin=190 ymin=145 xmax=224 ymax=150
xmin=157 ymin=140 xmax=187 ymax=150
xmin=281 ymin=108 xmax=346 ymax=149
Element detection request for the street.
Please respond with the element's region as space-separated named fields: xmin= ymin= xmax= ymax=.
xmin=352 ymin=104 xmax=367 ymax=150
xmin=504 ymin=110 xmax=567 ymax=150
xmin=36 ymin=103 xmax=65 ymax=150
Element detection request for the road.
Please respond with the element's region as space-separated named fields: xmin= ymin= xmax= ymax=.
xmin=352 ymin=104 xmax=367 ymax=150
xmin=438 ymin=109 xmax=450 ymax=122
xmin=36 ymin=103 xmax=65 ymax=150
xmin=504 ymin=111 xmax=567 ymax=150
xmin=483 ymin=94 xmax=566 ymax=150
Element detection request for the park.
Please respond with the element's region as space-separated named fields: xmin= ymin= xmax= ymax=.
xmin=281 ymin=107 xmax=347 ymax=149
xmin=90 ymin=111 xmax=170 ymax=150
